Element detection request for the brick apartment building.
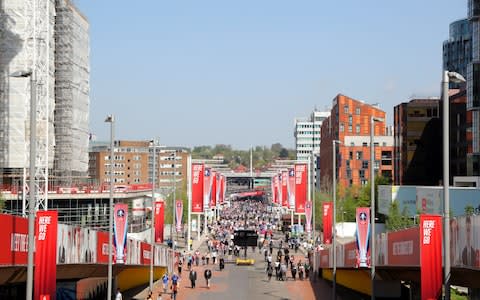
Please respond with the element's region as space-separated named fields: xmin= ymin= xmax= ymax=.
xmin=319 ymin=94 xmax=394 ymax=188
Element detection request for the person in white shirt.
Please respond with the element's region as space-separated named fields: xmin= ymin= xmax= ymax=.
xmin=115 ymin=288 xmax=122 ymax=300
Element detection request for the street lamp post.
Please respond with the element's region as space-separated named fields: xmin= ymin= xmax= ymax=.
xmin=332 ymin=140 xmax=341 ymax=300
xmin=11 ymin=69 xmax=35 ymax=300
xmin=370 ymin=116 xmax=384 ymax=300
xmin=149 ymin=139 xmax=157 ymax=292
xmin=442 ymin=71 xmax=466 ymax=300
xmin=105 ymin=114 xmax=115 ymax=300
xmin=171 ymin=151 xmax=176 ymax=248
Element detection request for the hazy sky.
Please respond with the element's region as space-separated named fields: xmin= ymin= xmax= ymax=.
xmin=77 ymin=0 xmax=467 ymax=150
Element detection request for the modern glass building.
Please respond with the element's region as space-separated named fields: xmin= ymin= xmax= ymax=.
xmin=443 ymin=18 xmax=472 ymax=89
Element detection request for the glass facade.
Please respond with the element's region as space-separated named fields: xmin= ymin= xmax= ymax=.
xmin=443 ymin=19 xmax=472 ymax=88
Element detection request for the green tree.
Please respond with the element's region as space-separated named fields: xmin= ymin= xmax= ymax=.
xmin=465 ymin=205 xmax=474 ymax=216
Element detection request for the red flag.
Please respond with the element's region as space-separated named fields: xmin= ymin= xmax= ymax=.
xmin=420 ymin=215 xmax=443 ymax=300
xmin=191 ymin=163 xmax=204 ymax=213
xmin=355 ymin=207 xmax=370 ymax=268
xmin=175 ymin=200 xmax=183 ymax=232
xmin=34 ymin=211 xmax=58 ymax=300
xmin=322 ymin=202 xmax=333 ymax=244
xmin=114 ymin=203 xmax=128 ymax=263
xmin=295 ymin=163 xmax=307 ymax=213
xmin=154 ymin=201 xmax=165 ymax=243
xmin=281 ymin=171 xmax=288 ymax=207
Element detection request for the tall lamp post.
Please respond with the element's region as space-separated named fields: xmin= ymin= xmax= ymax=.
xmin=442 ymin=71 xmax=465 ymax=300
xmin=332 ymin=140 xmax=341 ymax=300
xmin=11 ymin=69 xmax=36 ymax=300
xmin=105 ymin=114 xmax=115 ymax=300
xmin=149 ymin=139 xmax=157 ymax=292
xmin=171 ymin=151 xmax=176 ymax=248
xmin=370 ymin=116 xmax=384 ymax=300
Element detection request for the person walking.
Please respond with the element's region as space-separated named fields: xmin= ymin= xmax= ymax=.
xmin=177 ymin=259 xmax=183 ymax=276
xmin=115 ymin=288 xmax=122 ymax=300
xmin=266 ymin=264 xmax=273 ymax=281
xmin=291 ymin=262 xmax=297 ymax=280
xmin=204 ymin=268 xmax=212 ymax=288
xmin=161 ymin=273 xmax=169 ymax=294
xmin=189 ymin=268 xmax=197 ymax=288
xmin=171 ymin=273 xmax=179 ymax=300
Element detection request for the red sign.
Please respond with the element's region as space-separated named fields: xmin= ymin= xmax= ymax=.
xmin=322 ymin=202 xmax=333 ymax=244
xmin=420 ymin=215 xmax=443 ymax=300
xmin=140 ymin=242 xmax=152 ymax=265
xmin=114 ymin=203 xmax=128 ymax=263
xmin=294 ymin=163 xmax=307 ymax=213
xmin=220 ymin=175 xmax=226 ymax=204
xmin=387 ymin=227 xmax=420 ymax=266
xmin=96 ymin=231 xmax=110 ymax=263
xmin=355 ymin=207 xmax=370 ymax=267
xmin=0 ymin=214 xmax=28 ymax=265
xmin=203 ymin=167 xmax=212 ymax=209
xmin=344 ymin=241 xmax=358 ymax=267
xmin=154 ymin=201 xmax=165 ymax=243
xmin=34 ymin=210 xmax=58 ymax=300
xmin=191 ymin=163 xmax=204 ymax=213
xmin=281 ymin=171 xmax=288 ymax=207
xmin=175 ymin=200 xmax=183 ymax=232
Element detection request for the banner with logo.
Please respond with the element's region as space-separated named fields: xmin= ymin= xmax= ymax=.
xmin=210 ymin=171 xmax=217 ymax=208
xmin=34 ymin=210 xmax=58 ymax=300
xmin=221 ymin=175 xmax=227 ymax=204
xmin=355 ymin=207 xmax=370 ymax=267
xmin=203 ymin=167 xmax=212 ymax=210
xmin=420 ymin=215 xmax=443 ymax=300
xmin=191 ymin=163 xmax=204 ymax=213
xmin=287 ymin=168 xmax=295 ymax=209
xmin=114 ymin=203 xmax=128 ymax=263
xmin=175 ymin=200 xmax=183 ymax=233
xmin=0 ymin=214 xmax=28 ymax=265
xmin=305 ymin=201 xmax=313 ymax=233
xmin=271 ymin=176 xmax=276 ymax=203
xmin=216 ymin=173 xmax=222 ymax=205
xmin=295 ymin=163 xmax=307 ymax=213
xmin=96 ymin=231 xmax=109 ymax=264
xmin=322 ymin=202 xmax=333 ymax=244
xmin=154 ymin=201 xmax=165 ymax=243
xmin=281 ymin=171 xmax=288 ymax=207
xmin=276 ymin=174 xmax=282 ymax=205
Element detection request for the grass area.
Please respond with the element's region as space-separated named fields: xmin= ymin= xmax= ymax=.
xmin=451 ymin=287 xmax=468 ymax=300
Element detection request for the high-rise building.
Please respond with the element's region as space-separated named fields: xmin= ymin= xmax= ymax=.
xmin=54 ymin=0 xmax=90 ymax=185
xmin=319 ymin=94 xmax=393 ymax=188
xmin=443 ymin=18 xmax=472 ymax=89
xmin=467 ymin=0 xmax=480 ymax=175
xmin=294 ymin=110 xmax=329 ymax=161
xmin=0 ymin=0 xmax=90 ymax=190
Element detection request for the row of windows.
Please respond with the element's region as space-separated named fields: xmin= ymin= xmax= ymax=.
xmin=344 ymin=105 xmax=362 ymax=115
xmin=340 ymin=123 xmax=361 ymax=134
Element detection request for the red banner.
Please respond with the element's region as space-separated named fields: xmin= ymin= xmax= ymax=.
xmin=355 ymin=207 xmax=370 ymax=267
xmin=34 ymin=210 xmax=58 ymax=300
xmin=210 ymin=171 xmax=217 ymax=208
xmin=221 ymin=175 xmax=226 ymax=204
xmin=203 ymin=167 xmax=212 ymax=209
xmin=114 ymin=203 xmax=128 ymax=263
xmin=287 ymin=168 xmax=295 ymax=209
xmin=420 ymin=215 xmax=443 ymax=300
xmin=154 ymin=201 xmax=165 ymax=243
xmin=295 ymin=163 xmax=307 ymax=213
xmin=96 ymin=231 xmax=109 ymax=264
xmin=305 ymin=201 xmax=313 ymax=233
xmin=322 ymin=202 xmax=333 ymax=244
xmin=191 ymin=163 xmax=204 ymax=213
xmin=387 ymin=227 xmax=419 ymax=266
xmin=281 ymin=171 xmax=288 ymax=207
xmin=140 ymin=242 xmax=152 ymax=265
xmin=175 ymin=200 xmax=183 ymax=232
xmin=216 ymin=173 xmax=222 ymax=205
xmin=0 ymin=214 xmax=28 ymax=265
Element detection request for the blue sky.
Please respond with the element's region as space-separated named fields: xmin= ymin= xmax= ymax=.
xmin=77 ymin=0 xmax=467 ymax=150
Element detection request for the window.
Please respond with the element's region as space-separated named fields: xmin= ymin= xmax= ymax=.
xmin=349 ymin=151 xmax=353 ymax=159
xmin=346 ymin=160 xmax=350 ymax=168
xmin=362 ymin=160 xmax=369 ymax=169
xmin=362 ymin=142 xmax=368 ymax=147
xmin=346 ymin=169 xmax=352 ymax=178
xmin=344 ymin=105 xmax=349 ymax=113
xmin=340 ymin=123 xmax=344 ymax=132
xmin=356 ymin=124 xmax=361 ymax=134
xmin=356 ymin=151 xmax=363 ymax=160
xmin=348 ymin=115 xmax=353 ymax=125
xmin=355 ymin=107 xmax=361 ymax=115
xmin=348 ymin=125 xmax=352 ymax=132
xmin=359 ymin=170 xmax=365 ymax=178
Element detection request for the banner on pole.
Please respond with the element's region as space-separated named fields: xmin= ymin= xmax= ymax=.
xmin=287 ymin=168 xmax=295 ymax=209
xmin=191 ymin=163 xmax=204 ymax=213
xmin=305 ymin=201 xmax=313 ymax=233
xmin=175 ymin=200 xmax=183 ymax=233
xmin=281 ymin=171 xmax=288 ymax=207
xmin=295 ymin=163 xmax=307 ymax=213
xmin=203 ymin=167 xmax=212 ymax=210
xmin=322 ymin=202 xmax=333 ymax=244
xmin=420 ymin=214 xmax=443 ymax=300
xmin=210 ymin=171 xmax=217 ymax=208
xmin=114 ymin=203 xmax=128 ymax=263
xmin=355 ymin=207 xmax=370 ymax=268
xmin=154 ymin=201 xmax=165 ymax=243
xmin=34 ymin=210 xmax=58 ymax=300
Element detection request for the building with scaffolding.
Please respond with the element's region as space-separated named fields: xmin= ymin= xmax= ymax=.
xmin=0 ymin=0 xmax=90 ymax=199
